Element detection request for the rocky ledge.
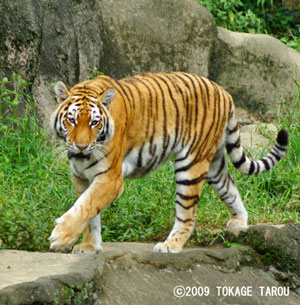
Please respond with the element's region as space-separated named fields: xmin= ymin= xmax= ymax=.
xmin=0 ymin=224 xmax=299 ymax=305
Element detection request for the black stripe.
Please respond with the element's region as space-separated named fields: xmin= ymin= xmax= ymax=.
xmin=212 ymin=83 xmax=222 ymax=143
xmin=270 ymin=151 xmax=281 ymax=161
xmin=255 ymin=162 xmax=261 ymax=174
xmin=176 ymin=192 xmax=199 ymax=201
xmin=248 ymin=161 xmax=256 ymax=175
xmin=174 ymin=146 xmax=199 ymax=173
xmin=72 ymin=173 xmax=88 ymax=181
xmin=174 ymin=74 xmax=191 ymax=145
xmin=226 ymin=137 xmax=241 ymax=154
xmin=182 ymin=73 xmax=199 ymax=128
xmin=210 ymin=157 xmax=225 ymax=180
xmin=216 ymin=175 xmax=227 ymax=192
xmin=175 ymin=83 xmax=186 ymax=144
xmin=274 ymin=143 xmax=287 ymax=152
xmin=141 ymin=77 xmax=158 ymax=156
xmin=227 ymin=124 xmax=238 ymax=134
xmin=94 ymin=168 xmax=109 ymax=179
xmin=138 ymin=78 xmax=153 ymax=138
xmin=147 ymin=75 xmax=169 ymax=163
xmin=175 ymin=154 xmax=188 ymax=163
xmin=227 ymin=195 xmax=237 ymax=205
xmin=114 ymin=80 xmax=129 ymax=119
xmin=191 ymin=79 xmax=220 ymax=158
xmin=267 ymin=153 xmax=276 ymax=166
xmin=174 ymin=129 xmax=199 ymax=163
xmin=175 ymin=200 xmax=198 ymax=210
xmin=207 ymin=174 xmax=222 ymax=185
xmin=157 ymin=74 xmax=181 ymax=149
xmin=176 ymin=216 xmax=193 ymax=223
xmin=85 ymin=159 xmax=99 ymax=170
xmin=261 ymin=158 xmax=270 ymax=171
xmin=143 ymin=156 xmax=159 ymax=175
xmin=220 ymin=193 xmax=230 ymax=201
xmin=176 ymin=173 xmax=206 ymax=186
xmin=137 ymin=143 xmax=145 ymax=168
xmin=121 ymin=82 xmax=134 ymax=113
xmin=233 ymin=151 xmax=246 ymax=168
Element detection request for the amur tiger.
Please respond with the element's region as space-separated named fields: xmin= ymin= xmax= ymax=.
xmin=49 ymin=72 xmax=288 ymax=254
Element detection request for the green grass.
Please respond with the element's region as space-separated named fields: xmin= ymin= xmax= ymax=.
xmin=0 ymin=75 xmax=299 ymax=251
xmin=199 ymin=0 xmax=300 ymax=52
xmin=0 ymin=75 xmax=75 ymax=251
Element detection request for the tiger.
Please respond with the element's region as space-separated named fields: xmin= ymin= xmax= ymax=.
xmin=49 ymin=72 xmax=288 ymax=254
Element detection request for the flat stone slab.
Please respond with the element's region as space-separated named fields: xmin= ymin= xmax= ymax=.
xmin=1 ymin=241 xmax=299 ymax=305
xmin=0 ymin=250 xmax=97 ymax=290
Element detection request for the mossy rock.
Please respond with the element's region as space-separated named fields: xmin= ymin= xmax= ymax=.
xmin=227 ymin=223 xmax=300 ymax=275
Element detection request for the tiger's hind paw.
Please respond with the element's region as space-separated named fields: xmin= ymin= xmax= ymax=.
xmin=72 ymin=242 xmax=102 ymax=254
xmin=226 ymin=215 xmax=248 ymax=230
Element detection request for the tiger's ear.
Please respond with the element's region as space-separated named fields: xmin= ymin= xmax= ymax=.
xmin=101 ymin=88 xmax=115 ymax=107
xmin=54 ymin=81 xmax=70 ymax=103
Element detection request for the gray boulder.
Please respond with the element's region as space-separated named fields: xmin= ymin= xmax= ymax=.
xmin=210 ymin=27 xmax=300 ymax=119
xmin=99 ymin=0 xmax=215 ymax=78
xmin=0 ymin=0 xmax=299 ymax=121
xmin=0 ymin=0 xmax=103 ymax=120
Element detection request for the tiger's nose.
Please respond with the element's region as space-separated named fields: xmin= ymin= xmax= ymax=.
xmin=76 ymin=144 xmax=89 ymax=151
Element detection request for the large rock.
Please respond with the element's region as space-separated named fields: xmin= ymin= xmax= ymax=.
xmin=0 ymin=0 xmax=103 ymax=120
xmin=240 ymin=123 xmax=277 ymax=151
xmin=0 ymin=0 xmax=299 ymax=121
xmin=210 ymin=27 xmax=300 ymax=119
xmin=1 ymin=226 xmax=300 ymax=305
xmin=232 ymin=223 xmax=300 ymax=277
xmin=99 ymin=0 xmax=215 ymax=78
xmin=32 ymin=1 xmax=103 ymax=120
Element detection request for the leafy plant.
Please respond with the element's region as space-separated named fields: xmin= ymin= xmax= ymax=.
xmin=0 ymin=74 xmax=74 ymax=251
xmin=88 ymin=68 xmax=105 ymax=79
xmin=199 ymin=0 xmax=299 ymax=51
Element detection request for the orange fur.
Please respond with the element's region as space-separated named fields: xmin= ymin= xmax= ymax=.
xmin=49 ymin=72 xmax=287 ymax=253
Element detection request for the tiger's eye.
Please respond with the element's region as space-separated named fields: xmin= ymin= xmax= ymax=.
xmin=68 ymin=118 xmax=75 ymax=124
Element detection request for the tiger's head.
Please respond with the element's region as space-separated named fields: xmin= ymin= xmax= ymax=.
xmin=50 ymin=81 xmax=115 ymax=159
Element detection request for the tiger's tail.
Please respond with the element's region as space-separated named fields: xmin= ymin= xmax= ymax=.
xmin=225 ymin=110 xmax=288 ymax=175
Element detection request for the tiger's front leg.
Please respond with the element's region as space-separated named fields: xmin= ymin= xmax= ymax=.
xmin=72 ymin=213 xmax=102 ymax=254
xmin=49 ymin=174 xmax=124 ymax=251
xmin=70 ymin=175 xmax=103 ymax=254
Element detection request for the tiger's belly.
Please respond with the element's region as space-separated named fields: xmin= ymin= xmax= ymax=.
xmin=122 ymin=141 xmax=174 ymax=178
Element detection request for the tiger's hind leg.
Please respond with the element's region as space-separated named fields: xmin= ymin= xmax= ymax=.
xmin=153 ymin=158 xmax=209 ymax=253
xmin=71 ymin=175 xmax=103 ymax=254
xmin=207 ymin=146 xmax=248 ymax=229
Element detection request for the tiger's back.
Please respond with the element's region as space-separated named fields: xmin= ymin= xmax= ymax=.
xmin=49 ymin=72 xmax=288 ymax=254
xmin=116 ymin=73 xmax=232 ymax=178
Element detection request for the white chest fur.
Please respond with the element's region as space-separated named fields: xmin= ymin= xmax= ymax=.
xmin=70 ymin=156 xmax=108 ymax=182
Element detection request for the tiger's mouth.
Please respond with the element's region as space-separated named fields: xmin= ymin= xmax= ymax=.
xmin=67 ymin=151 xmax=92 ymax=160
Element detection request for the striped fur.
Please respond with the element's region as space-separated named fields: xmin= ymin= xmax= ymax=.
xmin=49 ymin=72 xmax=288 ymax=253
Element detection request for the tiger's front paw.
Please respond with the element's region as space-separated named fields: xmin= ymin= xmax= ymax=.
xmin=49 ymin=212 xmax=87 ymax=251
xmin=153 ymin=241 xmax=182 ymax=253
